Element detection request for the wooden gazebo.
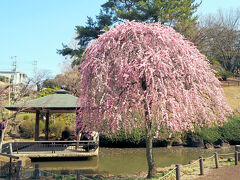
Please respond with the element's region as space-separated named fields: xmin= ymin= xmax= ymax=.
xmin=4 ymin=90 xmax=99 ymax=158
xmin=6 ymin=89 xmax=78 ymax=141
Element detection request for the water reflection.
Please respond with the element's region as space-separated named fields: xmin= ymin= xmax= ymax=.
xmin=32 ymin=146 xmax=234 ymax=175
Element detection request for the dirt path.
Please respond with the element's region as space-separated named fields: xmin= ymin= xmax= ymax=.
xmin=195 ymin=165 xmax=240 ymax=180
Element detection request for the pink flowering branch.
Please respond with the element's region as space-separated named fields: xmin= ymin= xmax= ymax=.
xmin=76 ymin=21 xmax=232 ymax=178
xmin=76 ymin=21 xmax=231 ymax=135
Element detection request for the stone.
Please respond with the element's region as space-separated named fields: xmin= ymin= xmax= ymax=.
xmin=188 ymin=138 xmax=204 ymax=147
xmin=221 ymin=142 xmax=230 ymax=148
xmin=205 ymin=143 xmax=214 ymax=149
xmin=214 ymin=145 xmax=221 ymax=148
xmin=172 ymin=138 xmax=183 ymax=146
xmin=215 ymin=139 xmax=230 ymax=148
xmin=19 ymin=157 xmax=31 ymax=167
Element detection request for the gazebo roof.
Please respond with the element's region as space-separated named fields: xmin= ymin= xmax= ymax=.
xmin=6 ymin=90 xmax=79 ymax=113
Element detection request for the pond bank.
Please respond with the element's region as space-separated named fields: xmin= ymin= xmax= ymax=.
xmin=31 ymin=146 xmax=235 ymax=176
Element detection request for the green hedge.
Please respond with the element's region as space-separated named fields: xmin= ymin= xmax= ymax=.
xmin=219 ymin=116 xmax=240 ymax=143
xmin=17 ymin=114 xmax=240 ymax=146
xmin=101 ymin=116 xmax=240 ymax=146
xmin=216 ymin=70 xmax=233 ymax=81
xmin=186 ymin=116 xmax=240 ymax=145
xmin=187 ymin=126 xmax=221 ymax=144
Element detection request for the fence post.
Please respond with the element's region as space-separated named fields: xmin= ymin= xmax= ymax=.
xmin=54 ymin=142 xmax=56 ymax=153
xmin=16 ymin=160 xmax=22 ymax=179
xmin=235 ymin=151 xmax=238 ymax=165
xmin=33 ymin=163 xmax=40 ymax=179
xmin=76 ymin=141 xmax=78 ymax=150
xmin=9 ymin=157 xmax=12 ymax=176
xmin=77 ymin=170 xmax=82 ymax=180
xmin=9 ymin=143 xmax=13 ymax=154
xmin=235 ymin=145 xmax=240 ymax=161
xmin=199 ymin=156 xmax=204 ymax=175
xmin=51 ymin=142 xmax=54 ymax=153
xmin=214 ymin=152 xmax=219 ymax=168
xmin=176 ymin=164 xmax=180 ymax=180
xmin=16 ymin=142 xmax=19 ymax=154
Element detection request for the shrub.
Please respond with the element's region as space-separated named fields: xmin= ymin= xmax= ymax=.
xmin=23 ymin=115 xmax=29 ymax=120
xmin=0 ymin=75 xmax=9 ymax=82
xmin=38 ymin=87 xmax=59 ymax=97
xmin=49 ymin=120 xmax=66 ymax=138
xmin=216 ymin=70 xmax=233 ymax=81
xmin=19 ymin=120 xmax=44 ymax=138
xmin=198 ymin=127 xmax=221 ymax=144
xmin=186 ymin=116 xmax=240 ymax=145
xmin=186 ymin=126 xmax=221 ymax=144
xmin=219 ymin=116 xmax=240 ymax=143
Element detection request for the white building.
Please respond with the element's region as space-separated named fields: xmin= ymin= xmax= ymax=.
xmin=0 ymin=71 xmax=28 ymax=85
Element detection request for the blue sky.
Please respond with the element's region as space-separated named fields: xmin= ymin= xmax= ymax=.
xmin=0 ymin=0 xmax=239 ymax=78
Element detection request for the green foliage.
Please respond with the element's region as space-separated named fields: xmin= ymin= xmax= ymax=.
xmin=23 ymin=115 xmax=29 ymax=120
xmin=42 ymin=79 xmax=60 ymax=89
xmin=19 ymin=120 xmax=44 ymax=138
xmin=216 ymin=70 xmax=233 ymax=81
xmin=198 ymin=127 xmax=221 ymax=143
xmin=58 ymin=0 xmax=200 ymax=67
xmin=186 ymin=116 xmax=240 ymax=145
xmin=38 ymin=87 xmax=59 ymax=97
xmin=58 ymin=12 xmax=113 ymax=67
xmin=107 ymin=128 xmax=146 ymax=144
xmin=188 ymin=126 xmax=221 ymax=144
xmin=0 ymin=75 xmax=9 ymax=82
xmin=49 ymin=120 xmax=66 ymax=138
xmin=212 ymin=60 xmax=221 ymax=65
xmin=105 ymin=0 xmax=200 ymax=24
xmin=219 ymin=116 xmax=240 ymax=143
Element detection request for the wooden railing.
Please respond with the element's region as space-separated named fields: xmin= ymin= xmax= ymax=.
xmin=5 ymin=140 xmax=99 ymax=154
xmin=159 ymin=145 xmax=240 ymax=180
xmin=0 ymin=152 xmax=21 ymax=178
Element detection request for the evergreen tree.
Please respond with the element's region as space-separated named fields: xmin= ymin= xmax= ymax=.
xmin=58 ymin=0 xmax=201 ymax=66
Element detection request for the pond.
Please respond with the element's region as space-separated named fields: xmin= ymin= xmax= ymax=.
xmin=31 ymin=146 xmax=235 ymax=175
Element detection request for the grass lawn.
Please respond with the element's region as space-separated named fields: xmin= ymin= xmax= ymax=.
xmin=222 ymin=78 xmax=240 ymax=111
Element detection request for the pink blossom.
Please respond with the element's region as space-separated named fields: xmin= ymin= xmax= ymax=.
xmin=76 ymin=21 xmax=232 ymax=137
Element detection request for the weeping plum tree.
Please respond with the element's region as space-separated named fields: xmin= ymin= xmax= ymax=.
xmin=76 ymin=21 xmax=231 ymax=178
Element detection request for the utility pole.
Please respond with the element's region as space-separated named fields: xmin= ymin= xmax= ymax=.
xmin=10 ymin=56 xmax=17 ymax=84
xmin=32 ymin=60 xmax=38 ymax=91
xmin=11 ymin=56 xmax=17 ymax=72
xmin=8 ymin=77 xmax=10 ymax=107
xmin=33 ymin=60 xmax=38 ymax=74
xmin=8 ymin=56 xmax=17 ymax=114
xmin=9 ymin=56 xmax=17 ymax=104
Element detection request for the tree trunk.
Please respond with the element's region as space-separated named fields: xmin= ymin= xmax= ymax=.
xmin=146 ymin=127 xmax=156 ymax=178
xmin=144 ymin=100 xmax=156 ymax=178
xmin=36 ymin=83 xmax=41 ymax=92
xmin=0 ymin=120 xmax=8 ymax=153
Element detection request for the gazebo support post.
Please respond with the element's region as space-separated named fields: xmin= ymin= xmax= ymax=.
xmin=45 ymin=112 xmax=49 ymax=140
xmin=35 ymin=110 xmax=40 ymax=141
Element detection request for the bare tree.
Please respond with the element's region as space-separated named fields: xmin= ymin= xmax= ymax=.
xmin=200 ymin=9 xmax=240 ymax=73
xmin=32 ymin=69 xmax=51 ymax=92
xmin=54 ymin=66 xmax=80 ymax=95
xmin=0 ymin=80 xmax=34 ymax=152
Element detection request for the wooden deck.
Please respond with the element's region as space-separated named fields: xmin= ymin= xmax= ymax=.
xmin=2 ymin=140 xmax=99 ymax=159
